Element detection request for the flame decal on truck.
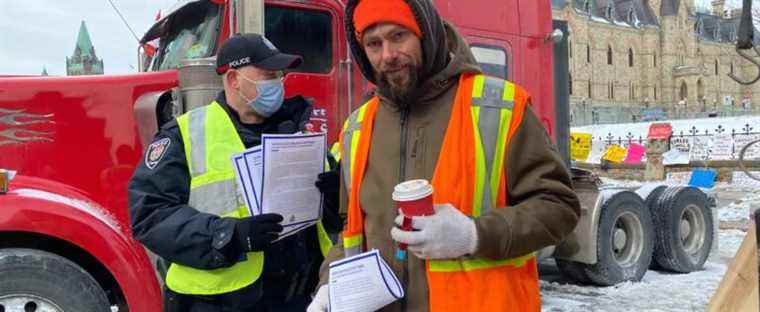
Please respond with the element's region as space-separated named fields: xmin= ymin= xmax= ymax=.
xmin=0 ymin=108 xmax=54 ymax=145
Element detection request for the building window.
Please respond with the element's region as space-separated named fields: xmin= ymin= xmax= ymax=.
xmin=569 ymin=74 xmax=573 ymax=95
xmin=612 ymin=83 xmax=614 ymax=100
xmin=628 ymin=8 xmax=636 ymax=25
xmin=715 ymin=59 xmax=719 ymax=75
xmin=607 ymin=46 xmax=613 ymax=65
xmin=587 ymin=45 xmax=591 ymax=63
xmin=628 ymin=48 xmax=634 ymax=67
xmin=654 ymin=85 xmax=657 ymax=100
xmin=653 ymin=53 xmax=657 ymax=67
xmin=605 ymin=4 xmax=614 ymax=19
xmin=730 ymin=62 xmax=734 ymax=74
xmin=609 ymin=82 xmax=614 ymax=99
xmin=630 ymin=83 xmax=634 ymax=100
xmin=696 ymin=18 xmax=704 ymax=36
xmin=588 ymin=81 xmax=592 ymax=97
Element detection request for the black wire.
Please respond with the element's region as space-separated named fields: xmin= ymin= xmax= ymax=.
xmin=106 ymin=0 xmax=140 ymax=43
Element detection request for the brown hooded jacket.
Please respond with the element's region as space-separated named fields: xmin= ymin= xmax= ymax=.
xmin=318 ymin=1 xmax=581 ymax=311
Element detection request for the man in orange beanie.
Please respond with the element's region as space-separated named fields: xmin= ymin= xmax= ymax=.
xmin=352 ymin=0 xmax=424 ymax=109
xmin=308 ymin=0 xmax=580 ymax=311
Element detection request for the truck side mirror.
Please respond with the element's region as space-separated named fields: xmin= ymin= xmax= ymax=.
xmin=138 ymin=44 xmax=156 ymax=72
xmin=729 ymin=0 xmax=760 ymax=85
xmin=737 ymin=0 xmax=754 ymax=49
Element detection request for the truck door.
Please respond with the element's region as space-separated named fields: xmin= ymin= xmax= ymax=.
xmin=264 ymin=2 xmax=342 ymax=143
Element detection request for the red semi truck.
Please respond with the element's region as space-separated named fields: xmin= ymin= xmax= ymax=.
xmin=0 ymin=0 xmax=713 ymax=311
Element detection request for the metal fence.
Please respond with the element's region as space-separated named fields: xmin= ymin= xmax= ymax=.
xmin=571 ymin=104 xmax=760 ymax=127
xmin=590 ymin=122 xmax=760 ymax=160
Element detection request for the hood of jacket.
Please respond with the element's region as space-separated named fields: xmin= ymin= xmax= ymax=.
xmin=345 ymin=0 xmax=482 ymax=104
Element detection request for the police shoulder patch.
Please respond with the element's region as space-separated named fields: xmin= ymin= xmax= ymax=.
xmin=145 ymin=138 xmax=171 ymax=170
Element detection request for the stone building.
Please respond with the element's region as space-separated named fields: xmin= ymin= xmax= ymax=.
xmin=66 ymin=21 xmax=104 ymax=76
xmin=552 ymin=0 xmax=760 ymax=124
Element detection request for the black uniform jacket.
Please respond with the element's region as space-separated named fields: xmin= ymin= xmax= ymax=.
xmin=128 ymin=92 xmax=341 ymax=304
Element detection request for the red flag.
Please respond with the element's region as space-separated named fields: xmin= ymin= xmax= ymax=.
xmin=142 ymin=43 xmax=157 ymax=57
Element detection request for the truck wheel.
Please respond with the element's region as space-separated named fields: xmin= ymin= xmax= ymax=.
xmin=585 ymin=191 xmax=654 ymax=286
xmin=642 ymin=185 xmax=668 ymax=214
xmin=641 ymin=185 xmax=667 ymax=270
xmin=0 ymin=249 xmax=110 ymax=312
xmin=652 ymin=187 xmax=713 ymax=273
xmin=555 ymin=259 xmax=591 ymax=284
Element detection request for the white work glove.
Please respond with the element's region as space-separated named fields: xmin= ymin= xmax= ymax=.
xmin=390 ymin=203 xmax=478 ymax=259
xmin=306 ymin=285 xmax=329 ymax=312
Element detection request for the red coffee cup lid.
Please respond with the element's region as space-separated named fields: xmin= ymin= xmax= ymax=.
xmin=392 ymin=179 xmax=433 ymax=201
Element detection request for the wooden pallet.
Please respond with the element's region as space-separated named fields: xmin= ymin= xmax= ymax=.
xmin=708 ymin=222 xmax=759 ymax=312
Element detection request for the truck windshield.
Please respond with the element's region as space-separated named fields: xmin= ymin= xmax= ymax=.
xmin=151 ymin=2 xmax=221 ymax=71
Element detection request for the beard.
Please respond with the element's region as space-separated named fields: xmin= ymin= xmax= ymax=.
xmin=375 ymin=64 xmax=420 ymax=111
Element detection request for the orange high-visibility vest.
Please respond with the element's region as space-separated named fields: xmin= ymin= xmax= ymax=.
xmin=339 ymin=73 xmax=541 ymax=311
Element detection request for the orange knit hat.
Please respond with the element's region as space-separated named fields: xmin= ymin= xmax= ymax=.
xmin=353 ymin=0 xmax=422 ymax=41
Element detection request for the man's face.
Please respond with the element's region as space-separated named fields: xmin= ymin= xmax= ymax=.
xmin=229 ymin=65 xmax=282 ymax=102
xmin=361 ymin=23 xmax=423 ymax=106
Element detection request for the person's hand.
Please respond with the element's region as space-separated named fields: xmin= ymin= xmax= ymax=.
xmin=306 ymin=285 xmax=329 ymax=312
xmin=390 ymin=204 xmax=477 ymax=259
xmin=315 ymin=163 xmax=340 ymax=215
xmin=234 ymin=214 xmax=284 ymax=252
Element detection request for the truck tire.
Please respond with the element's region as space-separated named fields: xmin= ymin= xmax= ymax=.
xmin=641 ymin=185 xmax=667 ymax=270
xmin=652 ymin=187 xmax=713 ymax=273
xmin=0 ymin=248 xmax=110 ymax=312
xmin=585 ymin=191 xmax=654 ymax=286
xmin=642 ymin=185 xmax=668 ymax=214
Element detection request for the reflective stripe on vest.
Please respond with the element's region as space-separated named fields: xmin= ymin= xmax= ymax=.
xmin=329 ymin=142 xmax=341 ymax=162
xmin=339 ymin=100 xmax=377 ymax=257
xmin=167 ymin=101 xmax=264 ymax=295
xmin=340 ymin=74 xmax=540 ymax=311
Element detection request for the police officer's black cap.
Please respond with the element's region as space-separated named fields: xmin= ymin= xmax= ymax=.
xmin=215 ymin=33 xmax=302 ymax=74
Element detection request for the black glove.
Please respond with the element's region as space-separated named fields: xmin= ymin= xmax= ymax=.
xmin=315 ymin=163 xmax=340 ymax=214
xmin=316 ymin=162 xmax=342 ymax=233
xmin=234 ymin=213 xmax=284 ymax=252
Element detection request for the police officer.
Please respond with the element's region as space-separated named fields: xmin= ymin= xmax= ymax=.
xmin=129 ymin=33 xmax=340 ymax=312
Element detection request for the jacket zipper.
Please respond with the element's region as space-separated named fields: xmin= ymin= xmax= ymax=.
xmin=399 ymin=107 xmax=409 ymax=312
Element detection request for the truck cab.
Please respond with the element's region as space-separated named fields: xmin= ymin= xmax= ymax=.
xmin=137 ymin=0 xmax=559 ymax=145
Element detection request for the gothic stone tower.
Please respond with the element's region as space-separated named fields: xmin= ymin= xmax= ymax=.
xmin=66 ymin=21 xmax=104 ymax=76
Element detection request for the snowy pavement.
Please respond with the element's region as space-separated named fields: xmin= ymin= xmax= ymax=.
xmin=539 ymin=182 xmax=758 ymax=312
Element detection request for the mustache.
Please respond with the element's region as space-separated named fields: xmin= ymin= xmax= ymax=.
xmin=374 ymin=64 xmax=421 ymax=111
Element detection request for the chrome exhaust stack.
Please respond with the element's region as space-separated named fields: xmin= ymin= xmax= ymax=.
xmin=177 ymin=57 xmax=223 ymax=113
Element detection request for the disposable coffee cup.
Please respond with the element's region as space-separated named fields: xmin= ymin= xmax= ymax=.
xmin=392 ymin=179 xmax=434 ymax=260
xmin=392 ymin=179 xmax=435 ymax=217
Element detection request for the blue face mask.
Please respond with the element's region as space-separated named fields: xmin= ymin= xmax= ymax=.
xmin=238 ymin=75 xmax=284 ymax=118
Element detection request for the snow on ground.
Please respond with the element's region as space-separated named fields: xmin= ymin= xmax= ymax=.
xmin=598 ymin=177 xmax=644 ymax=189
xmin=719 ymin=199 xmax=753 ymax=222
xmin=540 ymin=182 xmax=758 ymax=312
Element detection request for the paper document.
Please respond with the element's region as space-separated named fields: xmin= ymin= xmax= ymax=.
xmin=261 ymin=133 xmax=325 ymax=228
xmin=233 ymin=147 xmax=263 ymax=215
xmin=662 ymin=148 xmax=690 ymax=165
xmin=329 ymin=250 xmax=404 ymax=312
xmin=232 ymin=133 xmax=325 ymax=239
